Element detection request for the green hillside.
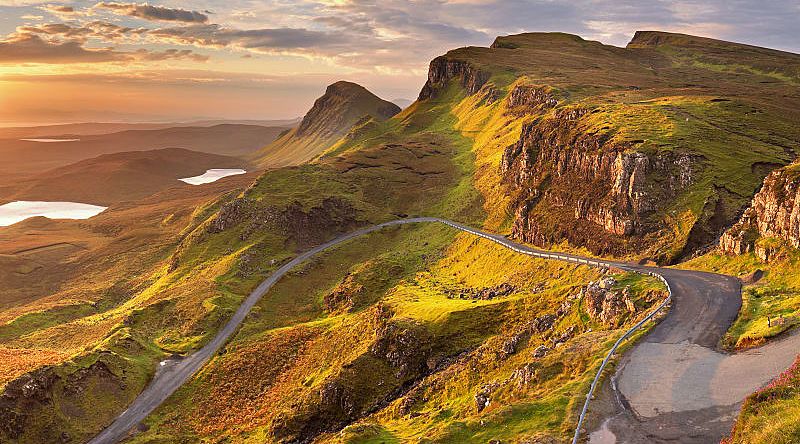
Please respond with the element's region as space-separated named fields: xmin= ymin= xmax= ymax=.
xmin=251 ymin=81 xmax=401 ymax=169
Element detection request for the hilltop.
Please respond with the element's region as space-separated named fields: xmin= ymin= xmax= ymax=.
xmin=252 ymin=81 xmax=401 ymax=168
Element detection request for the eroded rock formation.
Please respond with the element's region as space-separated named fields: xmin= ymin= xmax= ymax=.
xmin=418 ymin=56 xmax=489 ymax=100
xmin=582 ymin=277 xmax=637 ymax=327
xmin=721 ymin=163 xmax=799 ymax=260
xmin=500 ymin=106 xmax=700 ymax=258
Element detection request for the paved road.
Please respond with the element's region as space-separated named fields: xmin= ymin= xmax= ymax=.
xmin=588 ymin=269 xmax=800 ymax=443
xmin=87 ymin=218 xmax=795 ymax=444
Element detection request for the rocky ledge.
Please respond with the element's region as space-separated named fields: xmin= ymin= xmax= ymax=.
xmin=500 ymin=106 xmax=699 ymax=258
xmin=721 ymin=162 xmax=799 ymax=260
xmin=418 ymin=56 xmax=489 ymax=100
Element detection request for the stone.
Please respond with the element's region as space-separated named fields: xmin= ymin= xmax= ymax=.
xmin=532 ymin=345 xmax=550 ymax=358
xmin=721 ymin=162 xmax=800 ymax=258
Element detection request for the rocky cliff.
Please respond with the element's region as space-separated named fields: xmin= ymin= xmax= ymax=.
xmin=418 ymin=56 xmax=489 ymax=100
xmin=499 ymin=105 xmax=699 ymax=258
xmin=413 ymin=31 xmax=800 ymax=262
xmin=721 ymin=162 xmax=799 ymax=260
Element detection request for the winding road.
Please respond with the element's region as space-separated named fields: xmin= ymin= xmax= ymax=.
xmin=87 ymin=218 xmax=798 ymax=444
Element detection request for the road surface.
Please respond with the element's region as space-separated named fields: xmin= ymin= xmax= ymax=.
xmin=587 ymin=267 xmax=800 ymax=443
xmin=87 ymin=218 xmax=797 ymax=444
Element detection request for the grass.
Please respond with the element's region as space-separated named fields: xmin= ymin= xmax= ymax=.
xmin=129 ymin=218 xmax=666 ymax=443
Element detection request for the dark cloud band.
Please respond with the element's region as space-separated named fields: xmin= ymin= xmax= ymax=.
xmin=94 ymin=2 xmax=209 ymax=23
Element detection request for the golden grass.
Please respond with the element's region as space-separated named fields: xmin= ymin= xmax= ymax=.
xmin=0 ymin=346 xmax=70 ymax=388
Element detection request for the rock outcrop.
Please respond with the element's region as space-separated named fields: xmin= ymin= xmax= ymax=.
xmin=208 ymin=196 xmax=360 ymax=247
xmin=418 ymin=56 xmax=489 ymax=100
xmin=500 ymin=106 xmax=700 ymax=258
xmin=582 ymin=278 xmax=637 ymax=327
xmin=505 ymin=85 xmax=559 ymax=115
xmin=0 ymin=359 xmax=127 ymax=443
xmin=271 ymin=315 xmax=434 ymax=443
xmin=721 ymin=163 xmax=799 ymax=260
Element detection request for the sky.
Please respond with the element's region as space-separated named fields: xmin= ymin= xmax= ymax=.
xmin=0 ymin=0 xmax=798 ymax=126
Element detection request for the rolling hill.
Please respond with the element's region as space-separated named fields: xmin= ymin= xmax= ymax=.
xmin=0 ymin=119 xmax=300 ymax=139
xmin=9 ymin=148 xmax=249 ymax=205
xmin=0 ymin=124 xmax=288 ymax=178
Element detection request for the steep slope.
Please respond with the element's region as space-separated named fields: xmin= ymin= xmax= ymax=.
xmin=11 ymin=148 xmax=248 ymax=205
xmin=252 ymin=81 xmax=401 ymax=168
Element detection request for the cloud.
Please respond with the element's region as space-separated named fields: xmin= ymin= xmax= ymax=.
xmin=0 ymin=0 xmax=50 ymax=5
xmin=16 ymin=21 xmax=147 ymax=43
xmin=0 ymin=0 xmax=800 ymax=86
xmin=0 ymin=32 xmax=123 ymax=63
xmin=39 ymin=4 xmax=88 ymax=19
xmin=93 ymin=2 xmax=209 ymax=23
xmin=147 ymin=24 xmax=349 ymax=51
xmin=0 ymin=26 xmax=207 ymax=64
xmin=134 ymin=48 xmax=208 ymax=62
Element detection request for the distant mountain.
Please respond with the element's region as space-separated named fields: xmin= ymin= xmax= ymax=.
xmin=252 ymin=81 xmax=400 ymax=168
xmin=0 ymin=119 xmax=297 ymax=139
xmin=12 ymin=148 xmax=249 ymax=205
xmin=391 ymin=98 xmax=414 ymax=109
xmin=0 ymin=124 xmax=287 ymax=179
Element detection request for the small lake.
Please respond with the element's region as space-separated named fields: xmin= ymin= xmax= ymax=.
xmin=0 ymin=201 xmax=107 ymax=227
xmin=19 ymin=138 xmax=81 ymax=142
xmin=179 ymin=169 xmax=247 ymax=185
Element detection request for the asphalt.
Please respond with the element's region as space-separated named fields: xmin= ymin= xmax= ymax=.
xmin=85 ymin=218 xmax=796 ymax=444
xmin=587 ymin=268 xmax=800 ymax=443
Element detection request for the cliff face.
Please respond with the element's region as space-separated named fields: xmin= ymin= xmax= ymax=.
xmin=721 ymin=163 xmax=800 ymax=260
xmin=500 ymin=106 xmax=698 ymax=257
xmin=410 ymin=30 xmax=800 ymax=262
xmin=418 ymin=56 xmax=489 ymax=100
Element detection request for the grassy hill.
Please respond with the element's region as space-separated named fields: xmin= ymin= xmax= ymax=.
xmin=1 ymin=31 xmax=799 ymax=444
xmin=0 ymin=124 xmax=287 ymax=179
xmin=10 ymin=148 xmax=249 ymax=205
xmin=251 ymin=81 xmax=401 ymax=168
